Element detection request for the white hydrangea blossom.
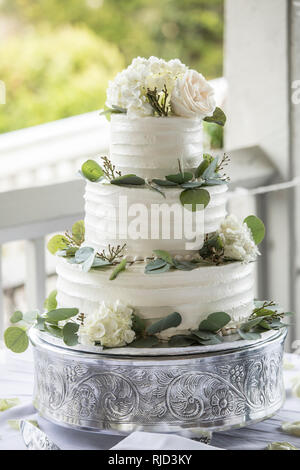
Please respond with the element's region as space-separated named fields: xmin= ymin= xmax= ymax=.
xmin=219 ymin=215 xmax=260 ymax=263
xmin=106 ymin=56 xmax=188 ymax=119
xmin=78 ymin=300 xmax=135 ymax=348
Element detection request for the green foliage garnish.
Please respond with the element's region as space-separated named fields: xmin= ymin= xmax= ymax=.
xmin=110 ymin=174 xmax=146 ymax=186
xmin=145 ymin=250 xmax=199 ymax=275
xmin=109 ymin=258 xmax=127 ymax=280
xmin=10 ymin=311 xmax=23 ymax=324
xmin=244 ymin=215 xmax=265 ymax=245
xmin=100 ymin=104 xmax=127 ymax=121
xmin=47 ymin=308 xmax=79 ymax=322
xmin=81 ymin=159 xmax=104 ymax=182
xmin=203 ymin=107 xmax=226 ymax=126
xmin=44 ymin=290 xmax=57 ymax=311
xmin=198 ymin=312 xmax=231 ymax=332
xmin=146 ymin=312 xmax=182 ymax=335
xmin=180 ymin=188 xmax=210 ymax=211
xmin=62 ymin=322 xmax=79 ymax=346
xmin=0 ymin=398 xmax=20 ymax=412
xmin=47 ymin=234 xmax=69 ymax=255
xmin=4 ymin=327 xmax=29 ymax=353
xmin=72 ymin=220 xmax=85 ymax=245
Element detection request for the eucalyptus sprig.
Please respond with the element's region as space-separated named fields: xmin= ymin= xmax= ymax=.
xmin=130 ymin=311 xmax=182 ymax=348
xmin=145 ymin=249 xmax=200 ymax=275
xmin=97 ymin=243 xmax=127 ymax=263
xmin=101 ymin=156 xmax=122 ymax=180
xmin=4 ymin=300 xmax=80 ymax=353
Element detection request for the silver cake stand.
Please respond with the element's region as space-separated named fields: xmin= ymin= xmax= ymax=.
xmin=29 ymin=327 xmax=286 ymax=436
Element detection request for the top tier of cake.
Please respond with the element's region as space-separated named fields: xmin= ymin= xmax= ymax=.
xmin=109 ymin=114 xmax=203 ymax=179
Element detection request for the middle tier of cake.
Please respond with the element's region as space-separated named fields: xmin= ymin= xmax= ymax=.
xmin=84 ymin=181 xmax=228 ymax=259
xmin=56 ymin=258 xmax=254 ymax=340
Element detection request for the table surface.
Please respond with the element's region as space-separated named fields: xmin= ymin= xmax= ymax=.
xmin=1 ymin=345 xmax=300 ymax=450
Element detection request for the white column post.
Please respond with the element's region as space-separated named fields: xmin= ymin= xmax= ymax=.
xmin=25 ymin=237 xmax=46 ymax=312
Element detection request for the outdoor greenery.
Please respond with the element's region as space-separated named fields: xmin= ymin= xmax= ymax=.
xmin=0 ymin=0 xmax=223 ymax=132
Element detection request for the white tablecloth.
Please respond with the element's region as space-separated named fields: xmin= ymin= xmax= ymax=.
xmin=1 ymin=345 xmax=300 ymax=450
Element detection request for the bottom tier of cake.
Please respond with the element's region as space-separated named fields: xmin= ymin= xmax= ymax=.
xmin=56 ymin=258 xmax=255 ymax=339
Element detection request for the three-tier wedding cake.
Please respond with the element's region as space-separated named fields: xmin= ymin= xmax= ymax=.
xmin=50 ymin=56 xmax=264 ymax=348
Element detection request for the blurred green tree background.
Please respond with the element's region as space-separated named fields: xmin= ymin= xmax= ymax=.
xmin=0 ymin=0 xmax=223 ymax=133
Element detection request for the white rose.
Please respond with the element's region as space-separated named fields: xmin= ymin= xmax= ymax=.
xmin=171 ymin=69 xmax=216 ymax=119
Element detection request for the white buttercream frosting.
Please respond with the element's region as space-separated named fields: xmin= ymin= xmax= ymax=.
xmin=84 ymin=181 xmax=227 ymax=259
xmin=109 ymin=114 xmax=203 ymax=178
xmin=56 ymin=258 xmax=255 ymax=340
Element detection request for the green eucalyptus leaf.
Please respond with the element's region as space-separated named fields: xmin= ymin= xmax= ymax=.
xmin=180 ymin=181 xmax=204 ymax=189
xmin=145 ymin=262 xmax=171 ymax=274
xmin=36 ymin=316 xmax=46 ymax=331
xmin=151 ymin=179 xmax=178 ymax=187
xmin=240 ymin=316 xmax=266 ymax=332
xmin=244 ymin=215 xmax=265 ymax=245
xmin=72 ymin=220 xmax=85 ymax=244
xmin=62 ymin=322 xmax=79 ymax=346
xmin=172 ymin=260 xmax=197 ymax=271
xmin=195 ymin=159 xmax=211 ymax=178
xmin=266 ymin=441 xmax=298 ymax=450
xmin=192 ymin=330 xmax=221 ymax=341
xmin=203 ymin=178 xmax=226 ymax=186
xmin=146 ymin=312 xmax=182 ymax=335
xmin=203 ymin=107 xmax=226 ymax=126
xmin=145 ymin=258 xmax=168 ymax=272
xmin=23 ymin=310 xmax=39 ymax=323
xmin=166 ymin=172 xmax=193 ymax=185
xmin=81 ymin=159 xmax=104 ymax=182
xmin=180 ymin=188 xmax=210 ymax=211
xmin=199 ymin=312 xmax=231 ymax=332
xmin=130 ymin=336 xmax=159 ymax=348
xmin=4 ymin=327 xmax=29 ymax=353
xmin=44 ymin=289 xmax=57 ymax=311
xmin=0 ymin=398 xmax=20 ymax=412
xmin=111 ymin=174 xmax=145 ymax=186
xmin=56 ymin=247 xmax=78 ymax=258
xmin=46 ymin=308 xmax=79 ymax=322
xmin=153 ymin=250 xmax=174 ymax=265
xmin=281 ymin=421 xmax=300 ymax=437
xmin=47 ymin=234 xmax=69 ymax=255
xmin=75 ymin=246 xmax=94 ymax=263
xmin=91 ymin=258 xmax=112 ymax=268
xmin=10 ymin=311 xmax=23 ymax=324
xmin=45 ymin=324 xmax=63 ymax=338
xmin=109 ymin=258 xmax=127 ymax=280
xmin=168 ymin=335 xmax=196 ymax=347
xmin=201 ymin=157 xmax=219 ymax=179
xmin=192 ymin=333 xmax=223 ymax=345
xmin=237 ymin=329 xmax=261 ymax=341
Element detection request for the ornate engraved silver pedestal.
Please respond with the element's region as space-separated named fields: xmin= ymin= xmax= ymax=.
xmin=29 ymin=328 xmax=286 ymax=435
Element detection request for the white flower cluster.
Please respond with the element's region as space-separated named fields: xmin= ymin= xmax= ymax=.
xmin=106 ymin=56 xmax=215 ymax=119
xmin=78 ymin=300 xmax=135 ymax=348
xmin=219 ymin=215 xmax=260 ymax=263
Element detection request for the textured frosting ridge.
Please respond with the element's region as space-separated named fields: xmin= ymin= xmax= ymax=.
xmin=84 ymin=181 xmax=228 ymax=258
xmin=56 ymin=258 xmax=254 ymax=339
xmin=109 ymin=114 xmax=203 ymax=178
